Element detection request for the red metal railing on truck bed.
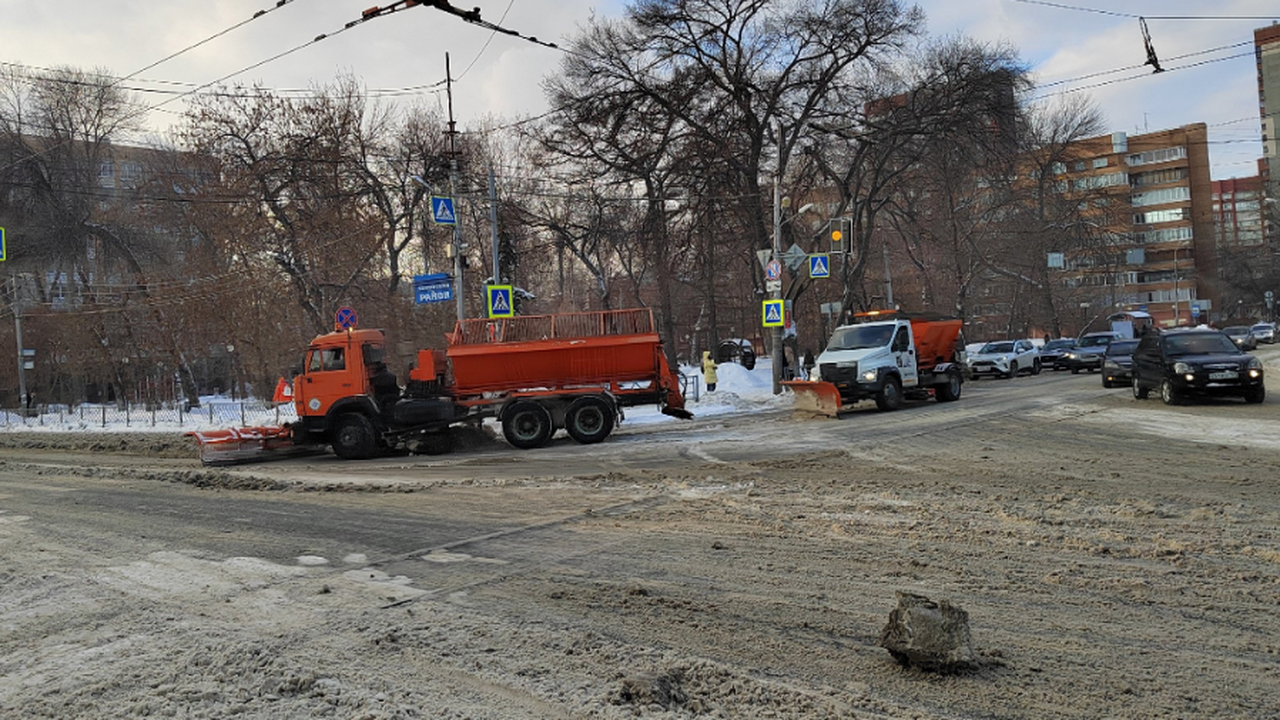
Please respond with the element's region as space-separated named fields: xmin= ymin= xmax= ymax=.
xmin=449 ymin=308 xmax=654 ymax=345
xmin=444 ymin=308 xmax=686 ymax=412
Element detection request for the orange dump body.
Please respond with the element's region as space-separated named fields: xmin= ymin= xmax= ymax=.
xmin=908 ymin=317 xmax=963 ymax=371
xmin=445 ymin=308 xmax=687 ymax=412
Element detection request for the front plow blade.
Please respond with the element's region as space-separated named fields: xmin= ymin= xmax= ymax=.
xmin=186 ymin=426 xmax=320 ymax=466
xmin=783 ymin=380 xmax=843 ymax=418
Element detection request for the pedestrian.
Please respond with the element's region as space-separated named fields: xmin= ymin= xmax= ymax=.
xmin=802 ymin=348 xmax=815 ymax=380
xmin=701 ymin=350 xmax=718 ymax=392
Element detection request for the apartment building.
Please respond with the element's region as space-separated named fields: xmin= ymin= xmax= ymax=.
xmin=1256 ymin=24 xmax=1280 ymax=195
xmin=1045 ymin=123 xmax=1215 ymax=328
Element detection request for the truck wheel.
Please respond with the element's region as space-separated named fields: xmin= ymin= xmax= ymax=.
xmin=332 ymin=413 xmax=377 ymax=460
xmin=935 ymin=370 xmax=962 ymax=402
xmin=502 ymin=401 xmax=553 ymax=449
xmin=875 ymin=375 xmax=903 ymax=411
xmin=566 ymin=396 xmax=615 ymax=444
xmin=1132 ymin=377 xmax=1149 ymax=400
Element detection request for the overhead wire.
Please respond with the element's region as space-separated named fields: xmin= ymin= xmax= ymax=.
xmin=1012 ymin=0 xmax=1280 ymax=21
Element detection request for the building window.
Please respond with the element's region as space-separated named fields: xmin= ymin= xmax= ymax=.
xmin=1134 ymin=208 xmax=1187 ymax=224
xmin=98 ymin=162 xmax=114 ymax=178
xmin=1126 ymin=146 xmax=1187 ymax=167
xmin=1131 ymin=186 xmax=1191 ymax=207
xmin=1092 ymin=157 xmax=1108 ymax=169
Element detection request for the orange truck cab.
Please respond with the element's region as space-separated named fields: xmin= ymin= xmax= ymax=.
xmin=292 ymin=327 xmax=457 ymax=459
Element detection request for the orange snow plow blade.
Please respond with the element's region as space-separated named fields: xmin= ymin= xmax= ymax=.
xmin=783 ymin=380 xmax=844 ymax=417
xmin=186 ymin=425 xmax=321 ymax=466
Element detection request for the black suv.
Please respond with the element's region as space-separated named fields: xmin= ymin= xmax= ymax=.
xmin=1130 ymin=329 xmax=1266 ymax=405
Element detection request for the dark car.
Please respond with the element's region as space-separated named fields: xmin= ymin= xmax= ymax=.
xmin=1038 ymin=338 xmax=1078 ymax=370
xmin=1063 ymin=332 xmax=1117 ymax=374
xmin=1101 ymin=339 xmax=1140 ymax=388
xmin=1131 ymin=329 xmax=1265 ymax=405
xmin=717 ymin=338 xmax=757 ymax=370
xmin=1222 ymin=326 xmax=1258 ymax=351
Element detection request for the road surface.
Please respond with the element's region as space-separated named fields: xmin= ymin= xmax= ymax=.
xmin=2 ymin=361 xmax=1279 ymax=719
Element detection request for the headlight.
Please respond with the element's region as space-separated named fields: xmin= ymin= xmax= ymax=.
xmin=1247 ymin=357 xmax=1262 ymax=370
xmin=1174 ymin=362 xmax=1192 ymax=374
xmin=861 ymin=370 xmax=878 ymax=383
xmin=1064 ymin=352 xmax=1076 ymax=359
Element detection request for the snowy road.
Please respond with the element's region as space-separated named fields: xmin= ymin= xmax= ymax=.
xmin=3 ymin=347 xmax=1280 ymax=719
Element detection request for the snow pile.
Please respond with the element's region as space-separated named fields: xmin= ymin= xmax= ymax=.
xmin=625 ymin=358 xmax=788 ymax=427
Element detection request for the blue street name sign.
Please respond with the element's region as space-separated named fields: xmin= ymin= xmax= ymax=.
xmin=431 ymin=196 xmax=457 ymax=226
xmin=413 ymin=273 xmax=454 ymax=304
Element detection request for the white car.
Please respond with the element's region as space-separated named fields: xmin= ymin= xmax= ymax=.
xmin=1251 ymin=322 xmax=1276 ymax=344
xmin=966 ymin=339 xmax=1041 ymax=379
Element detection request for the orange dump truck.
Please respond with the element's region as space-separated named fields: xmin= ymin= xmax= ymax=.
xmin=189 ymin=308 xmax=692 ymax=465
xmin=784 ymin=311 xmax=965 ymax=416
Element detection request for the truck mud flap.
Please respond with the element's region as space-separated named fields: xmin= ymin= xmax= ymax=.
xmin=782 ymin=380 xmax=843 ymax=418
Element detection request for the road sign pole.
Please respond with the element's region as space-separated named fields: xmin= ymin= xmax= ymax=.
xmin=13 ymin=286 xmax=27 ymax=410
xmin=771 ymin=128 xmax=783 ymax=396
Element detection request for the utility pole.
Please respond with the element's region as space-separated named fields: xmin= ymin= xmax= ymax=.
xmin=488 ymin=167 xmax=500 ymax=286
xmin=882 ymin=242 xmax=895 ymax=309
xmin=445 ymin=53 xmax=465 ymax=322
xmin=771 ymin=120 xmax=784 ymax=395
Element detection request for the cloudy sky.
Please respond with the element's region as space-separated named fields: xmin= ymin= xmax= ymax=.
xmin=2 ymin=0 xmax=1276 ymax=178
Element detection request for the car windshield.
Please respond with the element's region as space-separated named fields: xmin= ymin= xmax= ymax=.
xmin=1045 ymin=339 xmax=1075 ymax=350
xmin=1077 ymin=335 xmax=1112 ymax=347
xmin=1105 ymin=340 xmax=1139 ymax=356
xmin=1222 ymin=327 xmax=1249 ymax=336
xmin=827 ymin=323 xmax=895 ymax=351
xmin=1164 ymin=333 xmax=1239 ymax=356
xmin=1252 ymin=324 xmax=1272 ymax=332
xmin=980 ymin=342 xmax=1015 ymax=353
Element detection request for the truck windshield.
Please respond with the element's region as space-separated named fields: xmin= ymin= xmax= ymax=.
xmin=827 ymin=324 xmax=895 ymax=351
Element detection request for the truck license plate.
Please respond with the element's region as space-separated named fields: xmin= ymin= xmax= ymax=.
xmin=1209 ymin=371 xmax=1237 ymax=380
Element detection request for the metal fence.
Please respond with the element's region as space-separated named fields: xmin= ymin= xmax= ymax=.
xmin=0 ymin=400 xmax=298 ymax=430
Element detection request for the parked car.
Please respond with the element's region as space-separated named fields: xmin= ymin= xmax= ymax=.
xmin=1222 ymin=326 xmax=1258 ymax=351
xmin=966 ymin=339 xmax=1041 ymax=379
xmin=717 ymin=338 xmax=757 ymax=370
xmin=1101 ymin=339 xmax=1140 ymax=388
xmin=1249 ymin=322 xmax=1276 ymax=344
xmin=1063 ymin=332 xmax=1117 ymax=374
xmin=1131 ymin=328 xmax=1265 ymax=405
xmin=1038 ymin=338 xmax=1078 ymax=370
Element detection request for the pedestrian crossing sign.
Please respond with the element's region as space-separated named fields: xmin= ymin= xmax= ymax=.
xmin=431 ymin=196 xmax=457 ymax=225
xmin=762 ymin=299 xmax=784 ymax=327
xmin=809 ymin=253 xmax=830 ymax=279
xmin=487 ymin=285 xmax=514 ymax=318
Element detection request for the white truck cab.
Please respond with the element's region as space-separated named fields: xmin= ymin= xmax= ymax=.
xmin=806 ymin=314 xmax=963 ymax=412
